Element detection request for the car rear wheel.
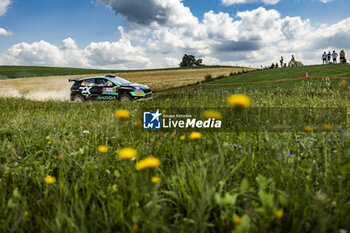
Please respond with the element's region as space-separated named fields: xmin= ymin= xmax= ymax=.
xmin=73 ymin=95 xmax=85 ymax=102
xmin=120 ymin=94 xmax=132 ymax=102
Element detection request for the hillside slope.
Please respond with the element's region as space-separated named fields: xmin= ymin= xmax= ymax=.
xmin=205 ymin=64 xmax=350 ymax=89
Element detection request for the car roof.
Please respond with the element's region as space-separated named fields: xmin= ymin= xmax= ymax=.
xmin=79 ymin=76 xmax=107 ymax=81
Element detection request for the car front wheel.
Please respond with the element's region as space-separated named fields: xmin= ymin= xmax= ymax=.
xmin=119 ymin=94 xmax=132 ymax=102
xmin=73 ymin=95 xmax=85 ymax=102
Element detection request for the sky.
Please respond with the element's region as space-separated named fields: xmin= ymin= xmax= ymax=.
xmin=0 ymin=0 xmax=349 ymax=69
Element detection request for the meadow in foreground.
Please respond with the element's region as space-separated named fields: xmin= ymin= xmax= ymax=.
xmin=0 ymin=74 xmax=350 ymax=233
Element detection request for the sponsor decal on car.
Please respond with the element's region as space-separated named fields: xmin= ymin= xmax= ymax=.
xmin=102 ymin=87 xmax=116 ymax=93
xmin=98 ymin=96 xmax=117 ymax=100
xmin=79 ymin=86 xmax=92 ymax=95
xmin=131 ymin=91 xmax=145 ymax=97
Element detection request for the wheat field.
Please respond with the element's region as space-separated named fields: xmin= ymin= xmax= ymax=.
xmin=0 ymin=67 xmax=251 ymax=101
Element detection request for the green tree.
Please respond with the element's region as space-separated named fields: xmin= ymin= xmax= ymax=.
xmin=179 ymin=54 xmax=203 ymax=67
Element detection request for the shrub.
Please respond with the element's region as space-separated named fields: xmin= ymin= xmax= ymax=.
xmin=205 ymin=74 xmax=212 ymax=81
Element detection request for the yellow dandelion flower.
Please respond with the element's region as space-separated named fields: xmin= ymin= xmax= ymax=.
xmin=179 ymin=135 xmax=186 ymax=141
xmin=114 ymin=109 xmax=130 ymax=119
xmin=118 ymin=147 xmax=137 ymax=160
xmin=135 ymin=157 xmax=161 ymax=171
xmin=227 ymin=94 xmax=251 ymax=108
xmin=323 ymin=124 xmax=333 ymax=131
xmin=304 ymin=125 xmax=313 ymax=133
xmin=233 ymin=216 xmax=242 ymax=225
xmin=275 ymin=210 xmax=283 ymax=219
xmin=24 ymin=211 xmax=29 ymax=217
xmin=335 ymin=151 xmax=343 ymax=157
xmin=132 ymin=223 xmax=139 ymax=231
xmin=134 ymin=120 xmax=142 ymax=128
xmin=105 ymin=137 xmax=110 ymax=141
xmin=340 ymin=80 xmax=347 ymax=88
xmin=189 ymin=132 xmax=202 ymax=140
xmin=44 ymin=176 xmax=56 ymax=185
xmin=151 ymin=176 xmax=161 ymax=183
xmin=165 ymin=98 xmax=170 ymax=102
xmin=47 ymin=141 xmax=52 ymax=145
xmin=98 ymin=145 xmax=108 ymax=153
xmin=162 ymin=109 xmax=167 ymax=114
xmin=202 ymin=110 xmax=222 ymax=120
xmin=57 ymin=154 xmax=64 ymax=162
xmin=273 ymin=124 xmax=283 ymax=132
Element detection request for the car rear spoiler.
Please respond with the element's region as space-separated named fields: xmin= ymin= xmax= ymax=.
xmin=68 ymin=78 xmax=81 ymax=82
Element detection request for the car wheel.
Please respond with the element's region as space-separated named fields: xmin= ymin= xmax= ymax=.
xmin=120 ymin=94 xmax=132 ymax=102
xmin=73 ymin=95 xmax=85 ymax=102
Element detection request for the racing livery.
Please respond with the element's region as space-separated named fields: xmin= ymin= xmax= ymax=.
xmin=69 ymin=75 xmax=152 ymax=102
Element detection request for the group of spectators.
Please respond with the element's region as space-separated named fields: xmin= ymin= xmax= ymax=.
xmin=265 ymin=50 xmax=347 ymax=69
xmin=269 ymin=55 xmax=295 ymax=69
xmin=322 ymin=50 xmax=347 ymax=64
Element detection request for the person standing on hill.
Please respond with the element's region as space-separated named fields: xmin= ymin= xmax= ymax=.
xmin=340 ymin=50 xmax=346 ymax=63
xmin=322 ymin=52 xmax=327 ymax=64
xmin=280 ymin=56 xmax=284 ymax=67
xmin=332 ymin=51 xmax=338 ymax=63
xmin=327 ymin=51 xmax=331 ymax=64
xmin=290 ymin=55 xmax=296 ymax=66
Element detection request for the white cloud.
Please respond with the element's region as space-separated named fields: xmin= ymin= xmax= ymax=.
xmin=0 ymin=28 xmax=151 ymax=69
xmin=1 ymin=1 xmax=350 ymax=69
xmin=125 ymin=5 xmax=350 ymax=67
xmin=319 ymin=0 xmax=333 ymax=3
xmin=0 ymin=0 xmax=13 ymax=36
xmin=222 ymin=0 xmax=280 ymax=6
xmin=61 ymin=37 xmax=78 ymax=50
xmin=201 ymin=56 xmax=220 ymax=65
xmin=0 ymin=27 xmax=13 ymax=36
xmin=163 ymin=57 xmax=179 ymax=67
xmin=0 ymin=0 xmax=11 ymax=16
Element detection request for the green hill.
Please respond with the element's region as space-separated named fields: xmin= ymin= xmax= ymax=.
xmin=211 ymin=63 xmax=349 ymax=83
xmin=166 ymin=64 xmax=350 ymax=93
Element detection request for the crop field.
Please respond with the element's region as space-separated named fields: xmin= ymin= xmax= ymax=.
xmin=0 ymin=65 xmax=246 ymax=80
xmin=0 ymin=66 xmax=250 ymax=101
xmin=1 ymin=64 xmax=350 ymax=233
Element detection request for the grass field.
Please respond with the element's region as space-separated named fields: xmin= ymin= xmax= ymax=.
xmin=0 ymin=66 xmax=251 ymax=101
xmin=163 ymin=63 xmax=350 ymax=92
xmin=1 ymin=64 xmax=350 ymax=233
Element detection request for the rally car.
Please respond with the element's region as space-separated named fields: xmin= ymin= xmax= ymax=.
xmin=69 ymin=75 xmax=152 ymax=102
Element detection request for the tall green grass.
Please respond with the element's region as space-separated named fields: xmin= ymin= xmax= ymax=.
xmin=0 ymin=69 xmax=350 ymax=232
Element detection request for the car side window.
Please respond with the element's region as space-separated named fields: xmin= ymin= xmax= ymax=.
xmin=96 ymin=78 xmax=107 ymax=87
xmin=106 ymin=80 xmax=114 ymax=87
xmin=85 ymin=79 xmax=96 ymax=87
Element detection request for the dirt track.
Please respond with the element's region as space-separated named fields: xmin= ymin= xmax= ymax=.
xmin=0 ymin=67 xmax=251 ymax=101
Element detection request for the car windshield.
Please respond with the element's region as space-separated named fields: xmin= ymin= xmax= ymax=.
xmin=108 ymin=76 xmax=131 ymax=85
